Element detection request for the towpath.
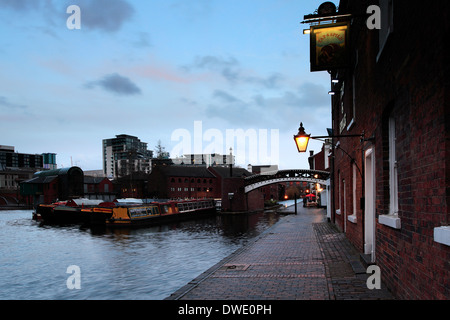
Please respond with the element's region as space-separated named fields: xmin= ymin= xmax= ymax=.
xmin=165 ymin=204 xmax=394 ymax=300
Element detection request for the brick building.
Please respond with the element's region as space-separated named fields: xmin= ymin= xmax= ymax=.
xmin=145 ymin=164 xmax=265 ymax=212
xmin=83 ymin=176 xmax=115 ymax=201
xmin=323 ymin=0 xmax=449 ymax=299
xmin=0 ymin=145 xmax=56 ymax=206
xmin=20 ymin=167 xmax=115 ymax=206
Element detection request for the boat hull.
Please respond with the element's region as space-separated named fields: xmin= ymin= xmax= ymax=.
xmin=105 ymin=207 xmax=216 ymax=228
xmin=35 ymin=199 xmax=216 ymax=227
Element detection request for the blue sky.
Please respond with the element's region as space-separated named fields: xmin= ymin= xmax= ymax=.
xmin=0 ymin=0 xmax=332 ymax=171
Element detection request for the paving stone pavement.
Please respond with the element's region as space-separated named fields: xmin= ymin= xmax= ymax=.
xmin=165 ymin=204 xmax=395 ymax=300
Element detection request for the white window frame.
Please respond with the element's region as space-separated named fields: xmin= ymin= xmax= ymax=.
xmin=379 ymin=116 xmax=401 ymax=229
xmin=348 ymin=163 xmax=357 ymax=224
xmin=336 ymin=171 xmax=341 ymax=216
xmin=343 ymin=179 xmax=346 ymax=232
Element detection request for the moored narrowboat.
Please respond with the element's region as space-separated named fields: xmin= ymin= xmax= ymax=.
xmin=34 ymin=198 xmax=108 ymax=224
xmin=34 ymin=198 xmax=216 ymax=227
xmin=104 ymin=199 xmax=216 ymax=227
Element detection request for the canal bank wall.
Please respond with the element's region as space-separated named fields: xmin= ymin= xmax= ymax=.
xmin=165 ymin=204 xmax=394 ymax=300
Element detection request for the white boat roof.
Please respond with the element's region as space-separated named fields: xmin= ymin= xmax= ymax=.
xmin=71 ymin=198 xmax=104 ymax=206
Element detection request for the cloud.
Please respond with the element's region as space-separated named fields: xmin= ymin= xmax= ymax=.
xmin=183 ymin=55 xmax=240 ymax=82
xmin=205 ymin=82 xmax=330 ymax=128
xmin=183 ymin=55 xmax=241 ymax=83
xmin=84 ymin=73 xmax=142 ymax=95
xmin=0 ymin=0 xmax=134 ymax=33
xmin=183 ymin=55 xmax=284 ymax=89
xmin=0 ymin=0 xmax=39 ymax=11
xmin=245 ymin=73 xmax=285 ymax=89
xmin=0 ymin=96 xmax=28 ymax=110
xmin=170 ymin=0 xmax=213 ymax=22
xmin=213 ymin=90 xmax=241 ymax=104
xmin=206 ymin=90 xmax=254 ymax=125
xmin=132 ymin=32 xmax=152 ymax=48
xmin=73 ymin=0 xmax=134 ymax=33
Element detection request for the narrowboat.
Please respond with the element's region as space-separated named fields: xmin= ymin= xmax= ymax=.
xmin=34 ymin=198 xmax=216 ymax=227
xmin=34 ymin=198 xmax=109 ymax=224
xmin=102 ymin=199 xmax=216 ymax=227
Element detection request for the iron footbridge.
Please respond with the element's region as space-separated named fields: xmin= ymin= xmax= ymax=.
xmin=244 ymin=169 xmax=330 ymax=193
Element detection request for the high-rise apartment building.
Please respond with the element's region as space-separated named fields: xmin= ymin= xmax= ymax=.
xmin=102 ymin=135 xmax=153 ymax=178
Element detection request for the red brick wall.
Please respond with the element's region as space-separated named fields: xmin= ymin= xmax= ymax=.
xmin=331 ymin=0 xmax=450 ymax=299
xmin=221 ymin=177 xmax=264 ymax=212
xmin=167 ymin=176 xmax=219 ymax=199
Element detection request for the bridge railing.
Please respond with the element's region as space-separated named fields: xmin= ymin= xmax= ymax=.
xmin=243 ymin=169 xmax=330 ymax=193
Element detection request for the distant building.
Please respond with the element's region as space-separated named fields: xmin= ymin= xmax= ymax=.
xmin=247 ymin=164 xmax=284 ymax=202
xmin=247 ymin=164 xmax=278 ymax=174
xmin=42 ymin=153 xmax=57 ymax=170
xmin=20 ymin=166 xmax=116 ymax=205
xmin=103 ymin=134 xmax=153 ymax=178
xmin=0 ymin=145 xmax=44 ymax=170
xmin=172 ymin=153 xmax=235 ymax=167
xmin=308 ymin=145 xmax=331 ymax=212
xmin=0 ymin=145 xmax=56 ymax=206
xmin=21 ymin=167 xmax=84 ymax=205
xmin=144 ymin=165 xmax=253 ymax=201
xmin=84 ymin=176 xmax=115 ymax=202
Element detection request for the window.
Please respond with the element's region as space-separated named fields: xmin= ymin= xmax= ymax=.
xmin=388 ymin=116 xmax=398 ymax=215
xmin=343 ymin=179 xmax=346 ymax=232
xmin=336 ymin=171 xmax=341 ymax=215
xmin=348 ymin=163 xmax=357 ymax=224
xmin=379 ymin=115 xmax=401 ymax=229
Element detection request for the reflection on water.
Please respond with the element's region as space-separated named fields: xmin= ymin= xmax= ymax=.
xmin=0 ymin=209 xmax=281 ymax=300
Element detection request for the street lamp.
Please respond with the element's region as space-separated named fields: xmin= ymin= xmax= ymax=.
xmin=293 ymin=122 xmax=311 ymax=153
xmin=293 ymin=122 xmax=366 ymax=153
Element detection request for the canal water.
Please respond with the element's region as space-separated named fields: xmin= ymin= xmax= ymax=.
xmin=0 ymin=205 xmax=289 ymax=300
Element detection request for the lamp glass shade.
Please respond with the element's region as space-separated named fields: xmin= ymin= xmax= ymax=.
xmin=294 ymin=134 xmax=310 ymax=153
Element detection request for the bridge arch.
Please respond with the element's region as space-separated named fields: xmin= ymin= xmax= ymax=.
xmin=244 ymin=169 xmax=330 ymax=193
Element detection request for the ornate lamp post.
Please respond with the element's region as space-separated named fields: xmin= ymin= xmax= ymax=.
xmin=293 ymin=123 xmax=311 ymax=153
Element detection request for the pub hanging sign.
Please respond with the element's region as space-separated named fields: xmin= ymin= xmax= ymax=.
xmin=310 ymin=22 xmax=350 ymax=72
